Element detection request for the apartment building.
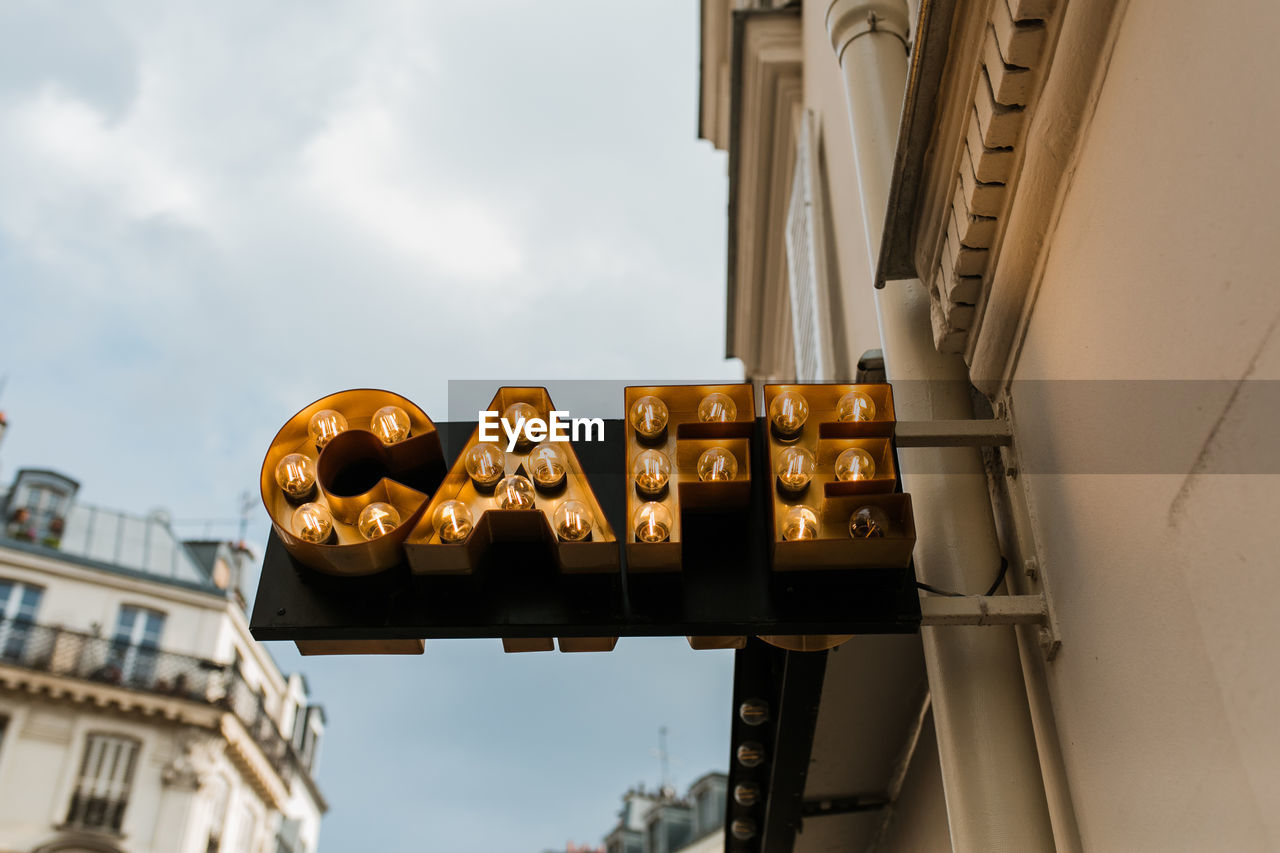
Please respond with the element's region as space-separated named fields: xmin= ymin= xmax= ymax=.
xmin=0 ymin=465 xmax=326 ymax=853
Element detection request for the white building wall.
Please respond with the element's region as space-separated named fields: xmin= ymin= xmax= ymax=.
xmin=1006 ymin=0 xmax=1280 ymax=848
xmin=0 ymin=549 xmax=228 ymax=658
xmin=0 ymin=701 xmax=192 ymax=852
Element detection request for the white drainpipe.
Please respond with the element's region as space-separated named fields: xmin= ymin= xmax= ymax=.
xmin=825 ymin=1 xmax=1055 ymax=849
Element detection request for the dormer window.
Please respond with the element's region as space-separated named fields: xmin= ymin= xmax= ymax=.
xmin=4 ymin=469 xmax=78 ymax=547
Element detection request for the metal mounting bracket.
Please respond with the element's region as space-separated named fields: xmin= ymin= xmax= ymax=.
xmin=919 ymin=594 xmax=1047 ymax=626
xmin=893 ymin=409 xmax=1062 ymax=660
xmin=894 ymin=419 xmax=1013 ymax=447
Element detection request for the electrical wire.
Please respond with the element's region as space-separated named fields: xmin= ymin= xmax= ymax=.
xmin=916 ymin=556 xmax=1009 ymax=598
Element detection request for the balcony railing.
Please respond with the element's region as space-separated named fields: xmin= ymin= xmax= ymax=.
xmin=0 ymin=617 xmax=303 ymax=784
xmin=3 ymin=503 xmax=214 ymax=589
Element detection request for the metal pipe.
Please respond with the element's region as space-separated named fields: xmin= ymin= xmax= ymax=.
xmin=824 ymin=1 xmax=1055 ymax=849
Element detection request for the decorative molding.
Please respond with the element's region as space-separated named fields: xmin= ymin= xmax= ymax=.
xmin=161 ymin=730 xmax=225 ymax=791
xmin=699 ymin=0 xmax=735 ymax=150
xmin=725 ymin=8 xmax=804 ymax=378
xmin=20 ymin=707 xmax=75 ymax=745
xmin=909 ymin=0 xmax=1131 ymax=389
xmin=702 ymin=2 xmax=798 ymax=152
xmin=0 ymin=664 xmax=220 ymax=727
xmin=0 ymin=664 xmax=297 ymax=810
xmin=221 ymin=714 xmax=289 ymax=810
xmin=32 ymin=835 xmax=126 ymax=853
xmin=968 ymin=0 xmax=1133 ymax=392
xmin=923 ymin=0 xmax=1062 ymax=356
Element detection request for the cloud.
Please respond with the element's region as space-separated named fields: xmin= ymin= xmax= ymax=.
xmin=6 ymin=83 xmax=205 ymax=230
xmin=0 ymin=4 xmax=740 ymax=849
xmin=300 ymin=103 xmax=524 ymax=280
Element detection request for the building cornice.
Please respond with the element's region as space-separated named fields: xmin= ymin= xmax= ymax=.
xmin=874 ymin=0 xmax=1131 ymax=391
xmin=699 ymin=0 xmax=735 ymax=150
xmin=0 ymin=659 xmax=328 ymax=812
xmin=0 ymin=662 xmax=222 ymax=728
xmin=221 ymin=713 xmax=291 ymax=811
xmin=968 ymin=0 xmax=1131 ymax=392
xmin=881 ymin=0 xmax=1063 ymax=356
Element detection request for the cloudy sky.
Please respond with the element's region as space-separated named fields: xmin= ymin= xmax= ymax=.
xmin=0 ymin=1 xmax=740 ymax=850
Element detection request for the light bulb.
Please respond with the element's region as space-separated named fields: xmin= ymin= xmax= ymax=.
xmin=274 ymin=453 xmax=316 ymax=500
xmin=775 ymin=447 xmax=815 ymax=492
xmin=357 ymin=502 xmax=400 ymax=540
xmin=769 ymin=391 xmax=809 ymax=437
xmin=553 ymin=499 xmax=594 ymax=542
xmin=697 ymin=392 xmax=737 ymax=423
xmin=308 ymin=409 xmax=348 ymax=449
xmin=739 ymin=699 xmax=769 ymax=726
xmin=736 ymin=741 xmax=765 ymax=768
xmin=733 ymin=782 xmax=760 ymax=807
xmin=781 ymin=505 xmax=820 ymax=541
xmin=291 ymin=502 xmax=333 ymax=544
xmin=494 ymin=475 xmax=535 ymax=509
xmin=502 ymin=402 xmax=540 ymax=449
xmin=629 ymin=396 xmax=669 ymax=440
xmin=526 ymin=442 xmax=567 ymax=490
xmin=697 ymin=446 xmax=738 ymax=482
xmin=834 ymin=447 xmax=876 ymax=481
xmin=837 ymin=390 xmax=877 ymax=422
xmin=631 ymin=449 xmax=671 ymax=496
xmin=433 ymin=500 xmax=473 ymax=543
xmin=465 ymin=443 xmax=506 ymax=489
xmin=370 ymin=405 xmax=411 ymax=444
xmin=633 ymin=502 xmax=672 ymax=543
xmin=849 ymin=505 xmax=891 ymax=539
xmin=730 ymin=818 xmax=758 ymax=842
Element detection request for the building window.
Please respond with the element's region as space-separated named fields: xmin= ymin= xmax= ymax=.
xmin=0 ymin=579 xmax=44 ymax=663
xmin=646 ymin=807 xmax=692 ymax=853
xmin=690 ymin=778 xmax=726 ymax=837
xmin=275 ymin=817 xmax=303 ymax=853
xmin=234 ymin=800 xmax=259 ymax=853
xmin=4 ymin=469 xmax=77 ymax=546
xmin=65 ymin=733 xmax=140 ymax=834
xmin=205 ymin=774 xmax=230 ymax=853
xmin=293 ymin=706 xmax=323 ymax=773
xmin=784 ymin=109 xmax=840 ymax=382
xmin=111 ymin=605 xmax=166 ymax=688
xmin=646 ymin=818 xmax=663 ymax=853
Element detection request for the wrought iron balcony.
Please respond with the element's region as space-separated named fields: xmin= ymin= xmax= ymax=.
xmin=0 ymin=617 xmax=304 ymax=784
